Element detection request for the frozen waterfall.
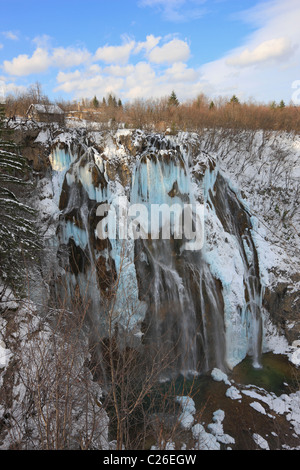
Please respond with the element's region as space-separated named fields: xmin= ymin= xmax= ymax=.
xmin=48 ymin=130 xmax=265 ymax=378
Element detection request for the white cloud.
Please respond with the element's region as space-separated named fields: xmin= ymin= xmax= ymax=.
xmin=134 ymin=34 xmax=161 ymax=54
xmin=139 ymin=0 xmax=207 ymax=22
xmin=2 ymin=1 xmax=300 ymax=106
xmin=2 ymin=31 xmax=18 ymax=41
xmin=226 ymin=37 xmax=297 ymax=67
xmin=52 ymin=47 xmax=91 ymax=68
xmin=87 ymin=64 xmax=102 ymax=75
xmin=198 ymin=0 xmax=300 ymax=103
xmin=56 ymin=70 xmax=82 ymax=83
xmin=140 ymin=0 xmax=185 ymax=21
xmin=55 ymin=71 xmax=124 ymax=98
xmin=94 ymin=41 xmax=135 ymax=65
xmin=163 ymin=61 xmax=198 ymax=83
xmin=1 ymin=34 xmax=193 ymax=102
xmin=93 ymin=35 xmax=188 ymax=66
xmin=103 ymin=64 xmax=135 ymax=77
xmin=3 ymin=48 xmax=51 ymax=76
xmin=0 ymin=80 xmax=27 ymax=97
xmin=124 ymin=62 xmax=156 ymax=93
xmin=54 ymin=58 xmax=204 ymax=102
xmin=32 ymin=35 xmax=53 ymax=49
xmin=3 ymin=46 xmax=92 ymax=76
xmin=91 ymin=35 xmax=191 ymax=67
xmin=148 ymin=38 xmax=190 ymax=64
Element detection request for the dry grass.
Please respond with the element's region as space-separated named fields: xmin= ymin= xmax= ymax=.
xmin=5 ymin=89 xmax=300 ymax=134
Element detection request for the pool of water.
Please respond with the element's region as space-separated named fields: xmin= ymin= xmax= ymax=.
xmin=230 ymin=352 xmax=300 ymax=395
xmin=140 ymin=353 xmax=300 ymax=449
xmin=153 ymin=352 xmax=300 ymax=433
xmin=168 ymin=353 xmax=300 ymax=399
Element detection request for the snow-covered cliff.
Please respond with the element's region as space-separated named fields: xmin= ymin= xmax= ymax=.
xmin=30 ymin=125 xmax=300 ymax=372
xmin=1 ymin=121 xmax=300 ymax=450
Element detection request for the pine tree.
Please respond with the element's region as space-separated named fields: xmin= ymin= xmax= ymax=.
xmin=0 ymin=104 xmax=41 ymax=293
xmin=107 ymin=94 xmax=117 ymax=107
xmin=278 ymin=100 xmax=285 ymax=109
xmin=168 ymin=91 xmax=179 ymax=107
xmin=230 ymin=95 xmax=240 ymax=105
xmin=92 ymin=95 xmax=99 ymax=108
xmin=209 ymin=100 xmax=215 ymax=110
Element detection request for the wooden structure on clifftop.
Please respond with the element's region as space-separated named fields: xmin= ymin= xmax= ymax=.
xmin=26 ymin=104 xmax=65 ymax=125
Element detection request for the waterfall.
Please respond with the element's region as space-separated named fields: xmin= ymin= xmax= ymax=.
xmin=203 ymin=170 xmax=264 ymax=369
xmin=48 ymin=130 xmax=264 ymax=379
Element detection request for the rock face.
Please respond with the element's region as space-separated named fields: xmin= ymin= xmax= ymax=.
xmin=11 ymin=126 xmax=50 ymax=172
xmin=28 ymin=127 xmax=269 ymax=378
xmin=2 ymin=122 xmax=299 ymax=451
xmin=10 ymin=123 xmax=299 ymax=377
xmin=263 ymin=273 xmax=300 ymax=343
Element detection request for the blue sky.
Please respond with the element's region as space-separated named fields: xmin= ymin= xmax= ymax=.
xmin=0 ymin=0 xmax=300 ymax=104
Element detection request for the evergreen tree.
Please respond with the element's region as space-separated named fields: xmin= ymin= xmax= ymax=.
xmin=168 ymin=91 xmax=179 ymax=107
xmin=0 ymin=104 xmax=40 ymax=292
xmin=278 ymin=100 xmax=286 ymax=109
xmin=118 ymin=99 xmax=123 ymax=108
xmin=92 ymin=95 xmax=99 ymax=108
xmin=230 ymin=95 xmax=240 ymax=104
xmin=107 ymin=94 xmax=117 ymax=107
xmin=102 ymin=97 xmax=107 ymax=107
xmin=209 ymin=100 xmax=215 ymax=110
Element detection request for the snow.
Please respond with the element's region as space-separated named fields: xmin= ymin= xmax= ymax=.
xmin=36 ymin=124 xmax=300 ymax=370
xmin=209 ymin=358 xmax=300 ymax=449
xmin=0 ymin=285 xmax=18 ymax=311
xmin=263 ymin=315 xmax=291 ymax=356
xmin=38 ymin=126 xmax=300 ymax=372
xmin=202 ymin=185 xmax=264 ymax=369
xmin=176 ymin=396 xmax=196 ymax=430
xmin=250 ymin=401 xmax=267 ymax=415
xmin=0 ymin=298 xmax=110 ymax=450
xmin=191 ymin=409 xmax=235 ymax=450
xmin=9 ymin=121 xmax=300 ymax=450
xmin=192 ymin=423 xmax=221 ymax=450
xmin=45 ymin=130 xmax=149 ymax=334
xmin=29 ymin=104 xmax=64 ymax=115
xmin=211 ymin=129 xmax=300 ymax=289
xmin=226 ymin=386 xmax=242 ymax=400
xmin=290 ymin=347 xmax=300 ymax=367
xmin=151 ymin=440 xmax=176 ymax=450
xmin=207 ymin=410 xmax=235 ymax=446
xmin=240 ymin=387 xmax=300 ymax=440
xmin=0 ymin=340 xmax=11 ymax=369
xmin=242 ymin=389 xmax=270 ymax=404
xmin=34 ymin=128 xmax=51 ymax=144
xmin=253 ymin=433 xmax=270 ymax=450
xmin=211 ymin=368 xmax=231 ymax=385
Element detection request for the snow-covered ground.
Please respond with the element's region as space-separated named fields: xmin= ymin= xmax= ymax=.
xmin=152 ymin=366 xmax=300 ymax=450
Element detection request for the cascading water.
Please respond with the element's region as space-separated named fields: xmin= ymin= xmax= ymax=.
xmin=134 ymin=237 xmax=228 ymax=378
xmin=205 ymin=170 xmax=264 ymax=369
xmin=48 ymin=130 xmax=265 ymax=380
